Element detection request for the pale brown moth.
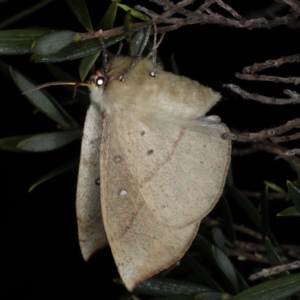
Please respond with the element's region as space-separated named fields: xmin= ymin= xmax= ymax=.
xmin=76 ymin=56 xmax=231 ymax=291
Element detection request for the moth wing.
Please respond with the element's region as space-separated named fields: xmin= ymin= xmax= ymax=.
xmin=76 ymin=104 xmax=108 ymax=261
xmin=100 ymin=111 xmax=231 ymax=291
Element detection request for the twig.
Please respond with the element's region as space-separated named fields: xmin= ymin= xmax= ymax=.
xmin=224 ymin=119 xmax=300 ymax=142
xmin=242 ymin=54 xmax=300 ymax=74
xmin=233 ymin=224 xmax=263 ymax=240
xmin=236 ymin=73 xmax=300 ymax=86
xmin=249 ymin=261 xmax=300 ymax=280
xmin=240 ymin=190 xmax=289 ymax=200
xmin=275 ymin=148 xmax=300 ymax=160
xmin=271 ymin=132 xmax=300 ymax=143
xmin=224 ymin=84 xmax=300 ymax=105
xmin=227 ymin=249 xmax=269 ymax=263
xmin=214 ymin=0 xmax=242 ymax=19
xmin=231 ymin=140 xmax=300 ymax=172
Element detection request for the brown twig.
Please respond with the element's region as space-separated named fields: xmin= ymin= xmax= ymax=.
xmin=236 ymin=73 xmax=300 ymax=86
xmin=224 ymin=84 xmax=300 ymax=105
xmin=224 ymin=119 xmax=300 ymax=142
xmin=233 ymin=224 xmax=263 ymax=241
xmin=240 ymin=190 xmax=289 ymax=200
xmin=242 ymin=54 xmax=300 ymax=74
xmin=231 ymin=140 xmax=300 ymax=171
xmin=227 ymin=248 xmax=269 ymax=263
xmin=271 ymin=132 xmax=300 ymax=143
xmin=249 ymin=261 xmax=300 ymax=280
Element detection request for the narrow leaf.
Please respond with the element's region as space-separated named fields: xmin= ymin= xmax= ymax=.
xmin=96 ymin=0 xmax=119 ymax=30
xmin=79 ymin=51 xmax=100 ymax=81
xmin=212 ymin=228 xmax=225 ymax=252
xmin=230 ymin=272 xmax=300 ymax=300
xmin=261 ymin=186 xmax=269 ymax=240
xmin=117 ymin=4 xmax=150 ymax=21
xmin=17 ymin=129 xmax=82 ymax=152
xmin=10 ymin=66 xmax=77 ymax=128
xmin=277 ymin=206 xmax=300 ymax=217
xmin=264 ymin=181 xmax=286 ymax=194
xmin=29 ymin=157 xmax=78 ymax=192
xmin=0 ymin=29 xmax=50 ymax=55
xmin=287 ymin=181 xmax=300 ymax=213
xmin=0 ymin=135 xmax=32 ymax=152
xmin=31 ymin=34 xmax=124 ymax=62
xmin=32 ymin=31 xmax=81 ymax=56
xmin=212 ymin=246 xmax=239 ymax=294
xmin=134 ymin=277 xmax=212 ymax=297
xmin=65 ymin=0 xmax=93 ymax=32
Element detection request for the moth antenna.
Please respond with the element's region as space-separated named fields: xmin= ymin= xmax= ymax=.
xmin=119 ymin=25 xmax=151 ymax=82
xmin=116 ymin=41 xmax=124 ymax=57
xmin=22 ymin=81 xmax=93 ymax=95
xmin=99 ymin=29 xmax=108 ymax=77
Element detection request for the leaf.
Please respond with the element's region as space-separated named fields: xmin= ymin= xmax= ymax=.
xmin=10 ymin=66 xmax=77 ymax=128
xmin=117 ymin=3 xmax=150 ymax=21
xmin=0 ymin=29 xmax=50 ymax=55
xmin=31 ymin=34 xmax=124 ymax=62
xmin=182 ymin=255 xmax=224 ymax=293
xmin=287 ymin=181 xmax=300 ymax=213
xmin=0 ymin=135 xmax=32 ymax=152
xmin=261 ymin=186 xmax=269 ymax=239
xmin=212 ymin=227 xmax=225 ymax=252
xmin=32 ymin=31 xmax=81 ymax=56
xmin=65 ymin=0 xmax=93 ymax=33
xmin=29 ymin=157 xmax=78 ymax=192
xmin=277 ymin=206 xmax=300 ymax=217
xmin=17 ymin=129 xmax=82 ymax=152
xmin=264 ymin=181 xmax=286 ymax=194
xmin=212 ymin=246 xmax=239 ymax=294
xmin=79 ymin=51 xmax=100 ymax=82
xmin=96 ymin=0 xmax=119 ymax=30
xmin=134 ymin=277 xmax=212 ymax=297
xmin=196 ymin=292 xmax=229 ymax=300
xmin=230 ymin=272 xmax=300 ymax=300
xmin=265 ymin=237 xmax=288 ymax=278
xmin=216 ymin=195 xmax=236 ymax=243
xmin=0 ymin=0 xmax=54 ymax=30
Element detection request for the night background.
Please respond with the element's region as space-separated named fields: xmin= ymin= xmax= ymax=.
xmin=1 ymin=0 xmax=300 ymax=299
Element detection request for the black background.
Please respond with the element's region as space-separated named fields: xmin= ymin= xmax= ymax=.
xmin=0 ymin=0 xmax=299 ymax=299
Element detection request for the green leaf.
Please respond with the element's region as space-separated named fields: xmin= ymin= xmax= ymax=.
xmin=0 ymin=29 xmax=50 ymax=55
xmin=0 ymin=135 xmax=32 ymax=152
xmin=31 ymin=34 xmax=124 ymax=62
xmin=287 ymin=181 xmax=300 ymax=213
xmin=148 ymin=295 xmax=197 ymax=300
xmin=65 ymin=0 xmax=93 ymax=33
xmin=277 ymin=206 xmax=300 ymax=217
xmin=261 ymin=186 xmax=269 ymax=239
xmin=212 ymin=228 xmax=225 ymax=252
xmin=264 ymin=181 xmax=286 ymax=194
xmin=216 ymin=195 xmax=236 ymax=243
xmin=212 ymin=246 xmax=239 ymax=294
xmin=79 ymin=51 xmax=100 ymax=81
xmin=196 ymin=292 xmax=229 ymax=300
xmin=96 ymin=0 xmax=120 ymax=30
xmin=29 ymin=157 xmax=78 ymax=192
xmin=265 ymin=237 xmax=288 ymax=278
xmin=10 ymin=66 xmax=77 ymax=128
xmin=32 ymin=31 xmax=81 ymax=56
xmin=117 ymin=3 xmax=150 ymax=21
xmin=226 ymin=185 xmax=262 ymax=231
xmin=182 ymin=255 xmax=224 ymax=293
xmin=17 ymin=129 xmax=82 ymax=152
xmin=0 ymin=0 xmax=54 ymax=30
xmin=230 ymin=272 xmax=300 ymax=300
xmin=134 ymin=277 xmax=212 ymax=297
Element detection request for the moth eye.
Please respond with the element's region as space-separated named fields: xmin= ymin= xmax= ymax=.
xmin=95 ymin=76 xmax=106 ymax=87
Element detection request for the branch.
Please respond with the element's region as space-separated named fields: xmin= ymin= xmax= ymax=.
xmin=249 ymin=261 xmax=300 ymax=280
xmin=224 ymin=84 xmax=300 ymax=105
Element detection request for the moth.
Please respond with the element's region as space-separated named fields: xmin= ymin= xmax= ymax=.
xmin=76 ymin=56 xmax=231 ymax=291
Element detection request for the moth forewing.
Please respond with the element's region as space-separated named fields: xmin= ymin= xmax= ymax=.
xmin=76 ymin=103 xmax=108 ymax=260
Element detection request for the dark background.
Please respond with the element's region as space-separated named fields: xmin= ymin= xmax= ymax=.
xmin=0 ymin=0 xmax=299 ymax=299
